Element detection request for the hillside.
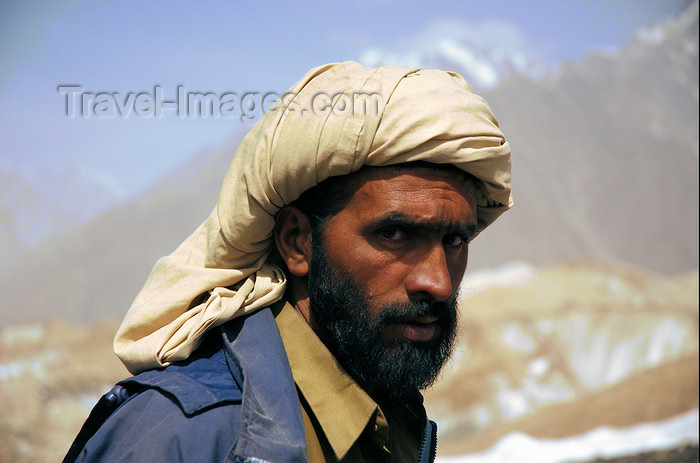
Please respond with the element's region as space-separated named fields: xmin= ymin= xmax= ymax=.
xmin=424 ymin=261 xmax=698 ymax=454
xmin=0 ymin=160 xmax=122 ymax=276
xmin=0 ymin=134 xmax=242 ymax=323
xmin=469 ymin=1 xmax=699 ymax=274
xmin=1 ymin=4 xmax=697 ymax=326
xmin=1 ymin=260 xmax=696 ymax=463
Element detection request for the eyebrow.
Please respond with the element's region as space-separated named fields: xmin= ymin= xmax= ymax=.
xmin=365 ymin=213 xmax=478 ymax=239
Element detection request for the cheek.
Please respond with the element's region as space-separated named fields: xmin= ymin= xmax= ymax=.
xmin=337 ymin=245 xmax=402 ymax=285
xmin=327 ymin=238 xmax=469 ymax=302
xmin=449 ymin=250 xmax=469 ymax=290
xmin=327 ymin=240 xmax=406 ymax=299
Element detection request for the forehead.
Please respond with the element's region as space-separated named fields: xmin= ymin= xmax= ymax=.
xmin=346 ymin=164 xmax=475 ymax=199
xmin=334 ymin=164 xmax=477 ymax=227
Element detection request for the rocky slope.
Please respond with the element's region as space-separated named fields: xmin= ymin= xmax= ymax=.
xmin=1 ymin=260 xmax=696 ymax=463
xmin=425 ymin=261 xmax=698 ymax=452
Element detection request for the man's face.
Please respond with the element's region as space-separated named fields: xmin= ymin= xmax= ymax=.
xmin=307 ymin=165 xmax=478 ymax=402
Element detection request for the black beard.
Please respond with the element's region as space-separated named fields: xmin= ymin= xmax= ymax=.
xmin=307 ymin=239 xmax=458 ymax=405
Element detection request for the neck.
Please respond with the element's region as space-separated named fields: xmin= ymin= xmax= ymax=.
xmin=284 ymin=276 xmax=319 ymax=332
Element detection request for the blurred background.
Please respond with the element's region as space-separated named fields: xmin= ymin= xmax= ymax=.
xmin=1 ymin=1 xmax=697 ymax=462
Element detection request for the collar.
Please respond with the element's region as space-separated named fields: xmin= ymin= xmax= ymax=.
xmin=219 ymin=306 xmax=308 ymax=463
xmin=274 ymin=301 xmax=384 ymax=460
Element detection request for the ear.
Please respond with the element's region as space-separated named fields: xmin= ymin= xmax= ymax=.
xmin=273 ymin=206 xmax=312 ymax=278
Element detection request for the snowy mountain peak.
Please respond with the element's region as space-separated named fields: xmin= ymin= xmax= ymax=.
xmin=358 ymin=19 xmax=552 ymax=89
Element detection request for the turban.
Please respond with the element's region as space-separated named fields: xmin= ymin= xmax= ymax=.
xmin=115 ymin=61 xmax=512 ymax=374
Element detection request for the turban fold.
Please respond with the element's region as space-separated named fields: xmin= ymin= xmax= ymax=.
xmin=115 ymin=61 xmax=512 ymax=374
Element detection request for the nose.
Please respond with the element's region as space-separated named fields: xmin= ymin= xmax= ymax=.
xmin=405 ymin=243 xmax=454 ymax=302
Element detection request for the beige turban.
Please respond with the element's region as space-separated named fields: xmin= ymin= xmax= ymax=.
xmin=115 ymin=61 xmax=512 ymax=374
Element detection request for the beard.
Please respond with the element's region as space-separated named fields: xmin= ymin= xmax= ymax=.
xmin=307 ymin=239 xmax=458 ymax=404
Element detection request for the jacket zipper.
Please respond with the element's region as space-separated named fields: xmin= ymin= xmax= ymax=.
xmin=417 ymin=418 xmax=438 ymax=463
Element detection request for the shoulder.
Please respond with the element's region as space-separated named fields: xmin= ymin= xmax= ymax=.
xmin=68 ymin=307 xmax=308 ymax=463
xmin=74 ymin=333 xmax=243 ymax=463
xmin=122 ymin=333 xmax=243 ymax=415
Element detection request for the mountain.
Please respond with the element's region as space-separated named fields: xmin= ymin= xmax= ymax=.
xmin=467 ymin=0 xmax=698 ymax=274
xmin=424 ymin=260 xmax=699 ymax=452
xmin=0 ymin=134 xmax=243 ymax=323
xmin=0 ymin=159 xmax=124 ymax=275
xmin=0 ymin=4 xmax=698 ymax=324
xmin=359 ymin=19 xmax=552 ymax=90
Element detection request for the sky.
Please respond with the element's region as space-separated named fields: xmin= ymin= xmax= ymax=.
xmin=0 ymin=0 xmax=691 ymax=201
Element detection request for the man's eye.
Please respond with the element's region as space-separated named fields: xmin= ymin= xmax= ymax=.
xmin=444 ymin=234 xmax=466 ymax=247
xmin=378 ymin=227 xmax=407 ymax=241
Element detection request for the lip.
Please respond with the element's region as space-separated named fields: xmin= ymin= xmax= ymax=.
xmin=405 ymin=315 xmax=439 ymax=325
xmin=385 ymin=316 xmax=440 ymax=342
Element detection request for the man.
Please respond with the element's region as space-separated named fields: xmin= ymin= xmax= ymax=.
xmin=64 ymin=61 xmax=511 ymax=463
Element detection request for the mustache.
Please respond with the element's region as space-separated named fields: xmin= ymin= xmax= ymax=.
xmin=373 ymin=297 xmax=457 ymax=326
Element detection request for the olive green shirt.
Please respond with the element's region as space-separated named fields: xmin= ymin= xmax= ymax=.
xmin=273 ymin=301 xmax=426 ymax=462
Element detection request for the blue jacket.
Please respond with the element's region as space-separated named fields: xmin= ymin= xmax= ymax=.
xmin=64 ymin=308 xmax=437 ymax=463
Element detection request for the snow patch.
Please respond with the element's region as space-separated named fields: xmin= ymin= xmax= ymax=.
xmin=0 ymin=362 xmax=23 ymax=380
xmin=437 ymin=409 xmax=699 ymax=463
xmin=358 ymin=19 xmax=552 ymax=89
xmin=638 ymin=25 xmax=666 ymax=44
xmin=500 ymin=323 xmax=537 ymax=353
xmin=0 ymin=352 xmax=60 ymax=380
xmin=461 ymin=262 xmax=535 ymax=296
xmin=494 ymin=375 xmax=531 ymax=420
xmin=1 ymin=324 xmax=44 ymax=345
